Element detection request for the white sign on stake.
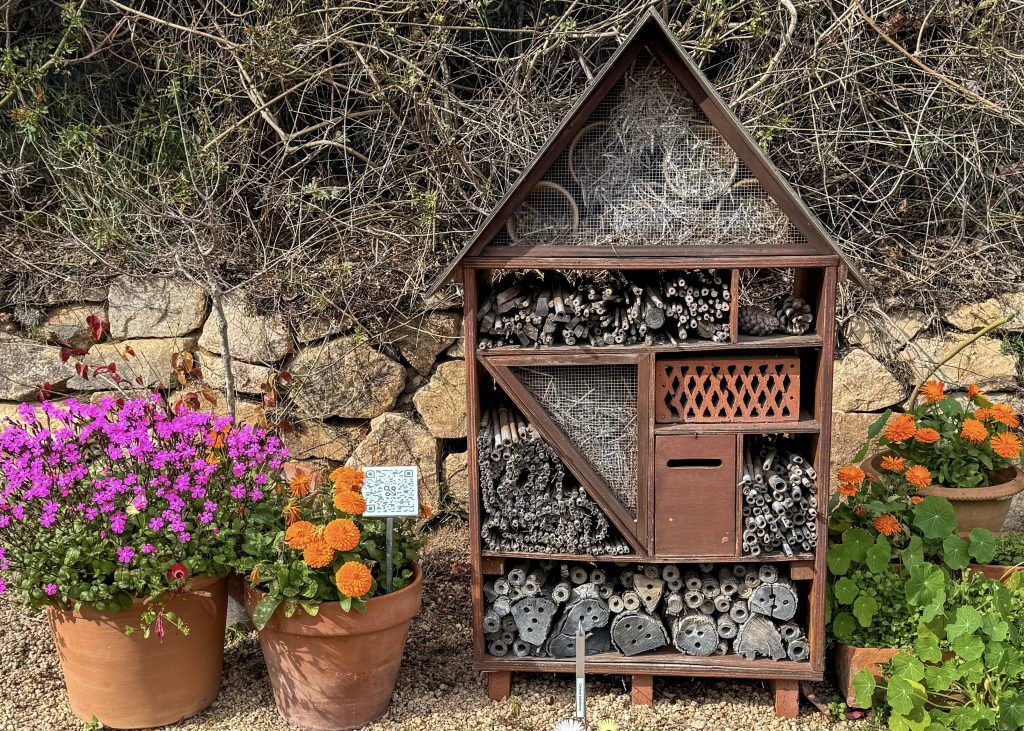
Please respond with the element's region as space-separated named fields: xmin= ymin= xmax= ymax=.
xmin=362 ymin=466 xmax=420 ymax=518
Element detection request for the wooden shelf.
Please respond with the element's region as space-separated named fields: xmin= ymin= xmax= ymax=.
xmin=481 ymin=550 xmax=814 ymax=564
xmin=654 ymin=412 xmax=820 ymax=435
xmin=477 ymin=333 xmax=822 ymax=359
xmin=478 ymin=648 xmax=822 ymax=680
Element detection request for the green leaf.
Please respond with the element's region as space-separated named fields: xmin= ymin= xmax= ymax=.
xmin=339 ymin=595 xmax=352 ymax=612
xmin=951 ymin=634 xmax=985 ymax=662
xmin=969 ymin=528 xmax=997 ymax=565
xmin=832 ymin=612 xmax=857 ymax=641
xmin=833 ymin=576 xmax=859 ymax=604
xmin=913 ymin=635 xmax=942 ymax=663
xmin=906 ymin=564 xmax=944 ymax=605
xmin=827 ymin=544 xmax=851 ymax=576
xmin=913 ymin=497 xmax=958 ymax=539
xmin=867 ymin=539 xmax=893 ymax=573
xmin=844 ymin=528 xmax=875 ymax=561
xmin=920 ymin=590 xmax=947 ymax=623
xmin=868 ymin=409 xmax=893 ymax=439
xmin=946 ymin=605 xmax=983 ymax=641
xmin=886 ymin=675 xmax=923 ymax=716
xmin=942 ymin=535 xmax=970 ymax=570
xmin=890 ymin=653 xmax=926 ymax=682
xmin=251 ymin=595 xmax=281 ymax=631
xmin=998 ymin=693 xmax=1024 ymax=730
xmin=924 ymin=662 xmax=957 ymax=692
xmin=853 ymin=594 xmax=879 ymax=627
xmin=853 ymin=668 xmax=876 ymax=709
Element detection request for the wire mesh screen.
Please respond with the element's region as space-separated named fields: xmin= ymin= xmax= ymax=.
xmin=511 ymin=364 xmax=638 ymax=514
xmin=494 ymin=50 xmax=807 ymax=249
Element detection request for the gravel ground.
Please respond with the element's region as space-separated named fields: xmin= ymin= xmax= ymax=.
xmin=0 ymin=524 xmax=868 ymax=731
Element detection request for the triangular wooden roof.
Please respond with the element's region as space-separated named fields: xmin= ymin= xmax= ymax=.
xmin=425 ymin=8 xmax=867 ymax=297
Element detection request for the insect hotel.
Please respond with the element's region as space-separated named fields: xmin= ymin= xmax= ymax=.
xmin=427 ymin=9 xmax=866 ymax=719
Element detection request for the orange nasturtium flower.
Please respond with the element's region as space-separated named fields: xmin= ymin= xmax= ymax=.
xmin=336 ymin=561 xmax=373 ymax=598
xmin=883 ymin=414 xmax=917 ymax=442
xmin=837 ymin=482 xmax=859 ymax=498
xmin=960 ymin=419 xmax=988 ymax=444
xmin=334 ymin=489 xmax=368 ymax=515
xmin=905 ymin=465 xmax=932 ymax=489
xmin=910 ymin=495 xmax=924 ymax=505
xmin=285 ymin=520 xmax=317 ymax=550
xmin=920 ymin=380 xmax=946 ymax=404
xmin=289 ymin=472 xmax=312 ymax=498
xmin=303 ymin=536 xmax=334 ymax=569
xmin=323 ymin=518 xmax=361 ymax=552
xmin=873 ymin=514 xmax=902 ymax=536
xmin=990 ymin=404 xmax=1021 ymax=429
xmin=881 ymin=455 xmax=907 ymax=472
xmin=991 ymin=432 xmax=1023 ymax=460
xmin=914 ymin=428 xmax=941 ymax=444
xmin=330 ymin=466 xmax=365 ymax=493
xmin=837 ymin=465 xmax=866 ymax=484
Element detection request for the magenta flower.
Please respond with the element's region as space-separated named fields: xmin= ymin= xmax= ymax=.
xmin=44 ymin=583 xmax=57 ymax=596
xmin=140 ymin=543 xmax=155 ymax=554
xmin=117 ymin=546 xmax=135 ymax=563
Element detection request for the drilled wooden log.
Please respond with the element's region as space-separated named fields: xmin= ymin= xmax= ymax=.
xmin=734 ymin=614 xmax=786 ymax=661
xmin=671 ymin=613 xmax=718 ymax=657
xmin=749 ymin=580 xmax=798 ymax=621
xmin=511 ymin=597 xmax=558 ymax=646
xmin=786 ymin=636 xmax=810 ymax=661
xmin=622 ymin=590 xmax=641 ymax=612
xmin=716 ymin=614 xmax=738 ymax=640
xmin=611 ymin=611 xmax=669 ymax=657
xmin=634 ymin=575 xmax=665 ymax=613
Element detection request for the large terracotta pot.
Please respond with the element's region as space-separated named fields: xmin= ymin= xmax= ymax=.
xmin=46 ymin=575 xmax=228 ymax=729
xmin=866 ymin=454 xmax=1024 ymax=533
xmin=245 ymin=564 xmax=422 ymax=730
xmin=833 ymin=642 xmax=900 ymax=708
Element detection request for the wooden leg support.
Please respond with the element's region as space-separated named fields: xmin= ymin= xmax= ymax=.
xmin=487 ymin=671 xmax=512 ymax=701
xmin=631 ymin=674 xmax=654 ymax=706
xmin=770 ymin=679 xmax=800 ymax=719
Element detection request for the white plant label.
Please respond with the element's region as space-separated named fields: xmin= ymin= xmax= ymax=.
xmin=362 ymin=466 xmax=419 ymax=517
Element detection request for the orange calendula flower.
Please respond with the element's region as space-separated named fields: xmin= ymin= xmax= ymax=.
xmin=334 ymin=489 xmax=367 ymax=515
xmin=914 ymin=427 xmax=941 ymax=444
xmin=968 ymin=384 xmax=983 ymax=400
xmin=336 ymin=561 xmax=373 ymax=598
xmin=960 ymin=419 xmax=988 ymax=444
xmin=289 ymin=472 xmax=312 ymax=498
xmin=323 ymin=518 xmax=360 ymax=552
xmin=990 ymin=404 xmax=1020 ymax=429
xmin=974 ymin=407 xmax=992 ymax=421
xmin=330 ymin=466 xmax=365 ymax=493
xmin=905 ymin=465 xmax=932 ymax=489
xmin=883 ymin=414 xmax=917 ymax=442
xmin=991 ymin=432 xmax=1023 ymax=459
xmin=873 ymin=514 xmax=902 ymax=536
xmin=910 ymin=495 xmax=924 ymax=505
xmin=837 ymin=465 xmax=866 ymax=484
xmin=282 ymin=500 xmax=302 ymax=525
xmin=285 ymin=520 xmax=317 ymax=550
xmin=303 ymin=536 xmax=334 ymax=569
xmin=837 ymin=482 xmax=859 ymax=498
xmin=881 ymin=455 xmax=907 ymax=472
xmin=920 ymin=380 xmax=945 ymax=404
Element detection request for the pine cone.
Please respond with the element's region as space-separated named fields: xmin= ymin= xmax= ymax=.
xmin=739 ymin=305 xmax=780 ymax=336
xmin=776 ymin=295 xmax=814 ymax=335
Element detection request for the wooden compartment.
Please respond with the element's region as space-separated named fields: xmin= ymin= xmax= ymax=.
xmin=655 ymin=353 xmax=800 ymax=424
xmin=653 ymin=433 xmax=738 ymax=556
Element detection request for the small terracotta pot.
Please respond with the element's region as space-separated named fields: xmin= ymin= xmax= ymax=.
xmin=865 ymin=454 xmax=1024 ymax=534
xmin=833 ymin=642 xmax=900 ymax=708
xmin=969 ymin=564 xmax=1024 ymax=583
xmin=245 ymin=564 xmax=422 ymax=730
xmin=46 ymin=575 xmax=228 ymax=729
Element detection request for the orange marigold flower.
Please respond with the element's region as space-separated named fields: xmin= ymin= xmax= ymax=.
xmin=910 ymin=495 xmax=924 ymax=504
xmin=881 ymin=455 xmax=907 ymax=472
xmin=920 ymin=380 xmax=946 ymax=404
xmin=285 ymin=520 xmax=317 ymax=550
xmin=323 ymin=518 xmax=360 ymax=552
xmin=330 ymin=466 xmax=365 ymax=493
xmin=289 ymin=472 xmax=312 ymax=498
xmin=883 ymin=414 xmax=917 ymax=442
xmin=873 ymin=514 xmax=902 ymax=536
xmin=905 ymin=465 xmax=932 ymax=489
xmin=991 ymin=432 xmax=1023 ymax=459
xmin=837 ymin=465 xmax=866 ymax=484
xmin=990 ymin=404 xmax=1020 ymax=429
xmin=914 ymin=427 xmax=941 ymax=444
xmin=960 ymin=419 xmax=988 ymax=444
xmin=334 ymin=489 xmax=367 ymax=515
xmin=968 ymin=384 xmax=983 ymax=400
xmin=303 ymin=536 xmax=335 ymax=569
xmin=282 ymin=500 xmax=302 ymax=525
xmin=336 ymin=561 xmax=373 ymax=598
xmin=837 ymin=482 xmax=859 ymax=498
xmin=974 ymin=407 xmax=992 ymax=421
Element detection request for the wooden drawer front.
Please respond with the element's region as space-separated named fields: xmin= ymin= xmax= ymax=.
xmin=654 ymin=434 xmax=738 ymax=557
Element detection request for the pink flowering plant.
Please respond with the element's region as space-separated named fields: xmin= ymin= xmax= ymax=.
xmin=0 ymin=395 xmax=288 ymax=634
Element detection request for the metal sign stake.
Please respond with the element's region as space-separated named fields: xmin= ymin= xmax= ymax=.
xmin=575 ymin=619 xmax=586 ymax=720
xmin=384 ymin=516 xmax=394 ymax=595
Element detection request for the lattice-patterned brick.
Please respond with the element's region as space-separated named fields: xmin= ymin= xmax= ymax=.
xmin=656 ymin=355 xmax=800 ymax=423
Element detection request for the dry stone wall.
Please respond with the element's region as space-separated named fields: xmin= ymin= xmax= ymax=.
xmin=2 ymin=278 xmax=1021 ymax=524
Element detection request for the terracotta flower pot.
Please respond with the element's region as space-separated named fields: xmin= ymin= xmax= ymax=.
xmin=833 ymin=642 xmax=900 ymax=708
xmin=866 ymin=454 xmax=1024 ymax=534
xmin=46 ymin=575 xmax=228 ymax=729
xmin=969 ymin=563 xmax=1024 ymax=583
xmin=245 ymin=564 xmax=422 ymax=730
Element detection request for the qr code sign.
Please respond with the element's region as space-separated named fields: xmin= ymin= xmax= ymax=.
xmin=362 ymin=466 xmax=420 ymax=517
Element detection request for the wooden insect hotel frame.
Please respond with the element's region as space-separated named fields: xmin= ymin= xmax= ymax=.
xmin=427 ymin=9 xmax=866 ymax=719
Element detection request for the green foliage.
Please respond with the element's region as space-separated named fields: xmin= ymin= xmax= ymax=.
xmin=993 ymin=532 xmax=1024 ymax=567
